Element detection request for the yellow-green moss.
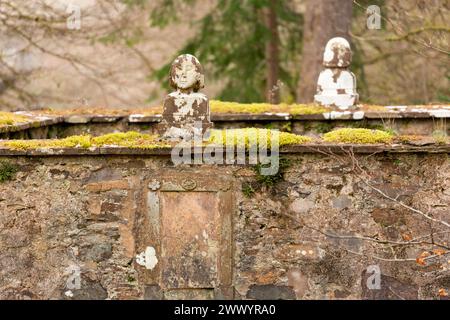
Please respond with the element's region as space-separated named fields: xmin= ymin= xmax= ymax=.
xmin=210 ymin=101 xmax=280 ymax=114
xmin=209 ymin=100 xmax=330 ymax=114
xmin=288 ymin=104 xmax=330 ymax=115
xmin=208 ymin=128 xmax=312 ymax=147
xmin=37 ymin=101 xmax=338 ymax=117
xmin=323 ymin=128 xmax=393 ymax=144
xmin=0 ymin=112 xmax=31 ymax=126
xmin=3 ymin=135 xmax=92 ymax=150
xmin=2 ymin=131 xmax=170 ymax=150
xmin=93 ymin=131 xmax=169 ymax=149
xmin=92 ymin=131 xmax=153 ymax=146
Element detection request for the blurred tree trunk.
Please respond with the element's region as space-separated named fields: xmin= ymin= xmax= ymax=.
xmin=264 ymin=0 xmax=280 ymax=104
xmin=297 ymin=0 xmax=353 ymax=103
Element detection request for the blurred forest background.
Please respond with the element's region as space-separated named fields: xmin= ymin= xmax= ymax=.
xmin=0 ymin=0 xmax=448 ymax=110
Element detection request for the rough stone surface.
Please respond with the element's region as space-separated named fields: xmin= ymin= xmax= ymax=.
xmin=361 ymin=270 xmax=419 ymax=300
xmin=0 ymin=152 xmax=448 ymax=299
xmin=144 ymin=285 xmax=164 ymax=300
xmin=247 ymin=285 xmax=296 ymax=300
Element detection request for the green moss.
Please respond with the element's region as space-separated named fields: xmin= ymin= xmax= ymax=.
xmin=242 ymin=183 xmax=256 ymax=198
xmin=3 ymin=135 xmax=92 ymax=150
xmin=315 ymin=122 xmax=334 ymax=134
xmin=2 ymin=131 xmax=170 ymax=150
xmin=281 ymin=122 xmax=292 ymax=133
xmin=92 ymin=131 xmax=154 ymax=147
xmin=209 ymin=100 xmax=331 ymax=115
xmin=0 ymin=112 xmax=31 ymax=126
xmin=254 ymin=157 xmax=291 ymax=187
xmin=208 ymin=128 xmax=312 ymax=147
xmin=60 ymin=135 xmax=92 ymax=148
xmin=289 ymin=104 xmax=330 ymax=115
xmin=211 ymin=101 xmax=276 ymax=114
xmin=323 ymin=128 xmax=393 ymax=144
xmin=0 ymin=161 xmax=17 ymax=182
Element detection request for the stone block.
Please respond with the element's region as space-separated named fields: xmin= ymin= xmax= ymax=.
xmin=246 ymin=285 xmax=296 ymax=300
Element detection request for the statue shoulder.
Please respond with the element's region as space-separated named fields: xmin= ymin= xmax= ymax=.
xmin=192 ymin=92 xmax=208 ymax=102
xmin=166 ymin=92 xmax=179 ymax=99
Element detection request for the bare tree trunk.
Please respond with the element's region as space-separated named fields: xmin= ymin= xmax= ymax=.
xmin=297 ymin=0 xmax=353 ymax=103
xmin=264 ymin=0 xmax=280 ymax=104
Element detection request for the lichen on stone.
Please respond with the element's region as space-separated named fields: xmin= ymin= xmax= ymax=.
xmin=207 ymin=128 xmax=312 ymax=147
xmin=323 ymin=128 xmax=393 ymax=144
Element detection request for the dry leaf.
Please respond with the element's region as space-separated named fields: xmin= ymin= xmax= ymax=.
xmin=438 ymin=288 xmax=448 ymax=297
xmin=432 ymin=249 xmax=446 ymax=256
xmin=402 ymin=233 xmax=412 ymax=241
xmin=416 ymin=251 xmax=430 ymax=266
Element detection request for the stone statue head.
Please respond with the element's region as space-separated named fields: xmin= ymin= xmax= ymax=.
xmin=323 ymin=37 xmax=352 ymax=68
xmin=169 ymin=54 xmax=205 ymax=92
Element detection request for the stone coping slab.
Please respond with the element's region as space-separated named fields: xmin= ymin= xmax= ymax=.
xmin=0 ymin=114 xmax=63 ymax=133
xmin=0 ymin=105 xmax=448 ymax=134
xmin=0 ymin=143 xmax=448 ymax=156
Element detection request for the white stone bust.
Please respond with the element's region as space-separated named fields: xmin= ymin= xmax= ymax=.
xmin=314 ymin=37 xmax=359 ymax=110
xmin=158 ymin=54 xmax=212 ymax=140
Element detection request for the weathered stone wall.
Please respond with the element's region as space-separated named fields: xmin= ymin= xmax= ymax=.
xmin=0 ymin=151 xmax=448 ymax=299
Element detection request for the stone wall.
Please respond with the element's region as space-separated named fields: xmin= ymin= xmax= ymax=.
xmin=0 ymin=149 xmax=449 ymax=299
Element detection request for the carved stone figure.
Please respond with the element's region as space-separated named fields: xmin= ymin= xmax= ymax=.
xmin=314 ymin=37 xmax=359 ymax=110
xmin=157 ymin=54 xmax=212 ymax=140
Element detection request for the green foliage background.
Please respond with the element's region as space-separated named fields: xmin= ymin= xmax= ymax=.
xmin=148 ymin=0 xmax=303 ymax=103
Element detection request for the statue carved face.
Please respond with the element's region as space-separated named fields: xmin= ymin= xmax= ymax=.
xmin=169 ymin=54 xmax=205 ymax=92
xmin=323 ymin=37 xmax=352 ymax=68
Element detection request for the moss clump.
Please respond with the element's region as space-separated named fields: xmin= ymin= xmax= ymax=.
xmin=208 ymin=128 xmax=312 ymax=147
xmin=0 ymin=161 xmax=17 ymax=182
xmin=254 ymin=157 xmax=291 ymax=187
xmin=289 ymin=104 xmax=330 ymax=115
xmin=3 ymin=135 xmax=92 ymax=150
xmin=211 ymin=101 xmax=278 ymax=114
xmin=60 ymin=135 xmax=93 ymax=148
xmin=315 ymin=122 xmax=334 ymax=134
xmin=91 ymin=131 xmax=157 ymax=148
xmin=210 ymin=100 xmax=330 ymax=115
xmin=2 ymin=131 xmax=170 ymax=150
xmin=0 ymin=112 xmax=31 ymax=126
xmin=323 ymin=128 xmax=393 ymax=144
xmin=2 ymin=140 xmax=45 ymax=150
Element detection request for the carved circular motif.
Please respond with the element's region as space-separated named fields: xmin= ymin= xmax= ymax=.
xmin=181 ymin=179 xmax=197 ymax=191
xmin=148 ymin=180 xmax=161 ymax=191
